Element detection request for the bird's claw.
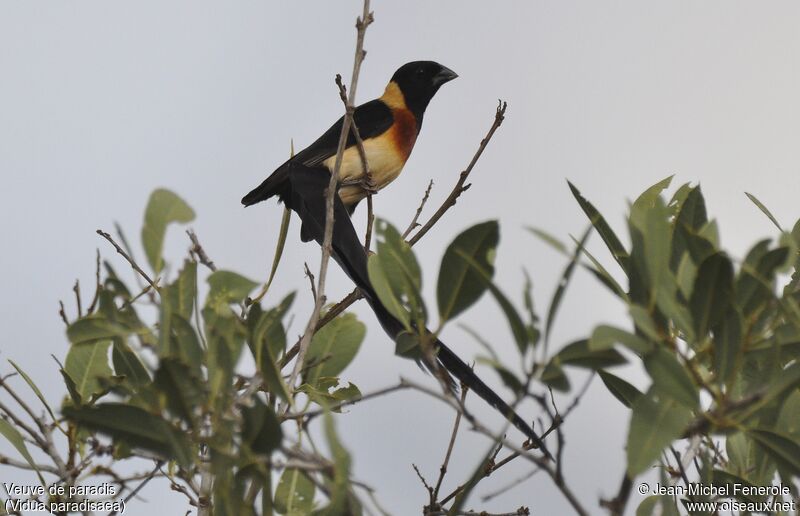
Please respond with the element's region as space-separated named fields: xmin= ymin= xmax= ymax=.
xmin=359 ymin=176 xmax=379 ymax=195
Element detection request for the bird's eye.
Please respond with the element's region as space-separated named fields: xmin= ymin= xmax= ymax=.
xmin=416 ymin=68 xmax=425 ymax=75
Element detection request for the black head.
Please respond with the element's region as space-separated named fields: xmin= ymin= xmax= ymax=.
xmin=390 ymin=61 xmax=457 ymax=117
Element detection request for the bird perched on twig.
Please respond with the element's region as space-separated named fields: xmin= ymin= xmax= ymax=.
xmin=242 ymin=61 xmax=550 ymax=457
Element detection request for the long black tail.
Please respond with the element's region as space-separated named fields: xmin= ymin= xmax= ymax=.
xmin=248 ymin=163 xmax=550 ymax=456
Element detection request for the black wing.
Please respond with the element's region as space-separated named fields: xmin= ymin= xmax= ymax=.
xmin=241 ymin=99 xmax=393 ymax=207
xmin=292 ymin=99 xmax=394 ymax=167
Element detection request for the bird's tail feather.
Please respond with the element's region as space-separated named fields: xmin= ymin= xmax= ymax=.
xmin=363 ymin=293 xmax=550 ymax=457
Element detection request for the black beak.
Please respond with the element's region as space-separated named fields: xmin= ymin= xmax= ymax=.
xmin=432 ymin=66 xmax=458 ymax=86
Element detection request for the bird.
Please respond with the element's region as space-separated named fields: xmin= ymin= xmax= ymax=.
xmin=242 ymin=61 xmax=458 ymax=228
xmin=242 ymin=61 xmax=550 ymax=456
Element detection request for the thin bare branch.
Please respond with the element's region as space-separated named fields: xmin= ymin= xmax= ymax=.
xmin=109 ymin=461 xmax=163 ymax=515
xmin=72 ymin=279 xmax=82 ymax=318
xmin=86 ymin=249 xmax=102 ymax=314
xmin=427 ymin=509 xmax=529 ymax=516
xmin=303 ymin=262 xmax=317 ymax=300
xmin=408 ymin=101 xmax=507 ymax=246
xmin=0 ymin=453 xmax=60 ymax=475
xmin=96 ymin=229 xmax=159 ymax=292
xmin=412 ymin=463 xmax=434 ymax=494
xmin=58 ymin=300 xmax=69 ymax=326
xmin=481 ymin=467 xmax=541 ymax=503
xmin=287 ymin=0 xmax=374 ymax=398
xmin=432 ymin=386 xmax=468 ymax=501
xmin=187 ymin=229 xmax=217 ymax=272
xmin=402 ymin=179 xmax=434 ymax=238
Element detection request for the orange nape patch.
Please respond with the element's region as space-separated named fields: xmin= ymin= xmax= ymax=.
xmin=380 ymin=81 xmax=418 ymax=161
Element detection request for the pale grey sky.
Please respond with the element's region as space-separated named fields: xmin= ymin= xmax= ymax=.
xmin=2 ymin=2 xmax=799 ymax=514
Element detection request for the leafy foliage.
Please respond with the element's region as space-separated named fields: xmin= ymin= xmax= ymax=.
xmin=49 ymin=190 xmax=366 ymax=514
xmin=2 ymin=179 xmax=797 ymax=516
xmin=567 ymin=178 xmax=800 ymax=511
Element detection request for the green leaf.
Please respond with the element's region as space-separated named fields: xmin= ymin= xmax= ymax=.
xmin=747 ymin=429 xmax=800 ymax=476
xmin=589 ymin=325 xmax=651 ymax=354
xmin=153 ymin=358 xmax=204 ymax=429
xmin=247 ymin=297 xmax=294 ymax=403
xmin=166 ymin=260 xmax=197 ymax=320
xmin=367 ymin=219 xmax=425 ymax=330
xmin=598 ymin=370 xmax=642 ymax=408
xmin=60 ymin=368 xmax=82 ymax=405
xmin=677 ymin=186 xmax=708 ymax=231
xmin=544 ymin=227 xmax=592 ymax=348
xmin=643 ymin=347 xmax=698 ymax=408
xmin=640 ymin=197 xmax=672 ymax=301
xmin=274 ymin=468 xmax=315 ymax=515
xmin=627 ymin=390 xmax=693 ymax=476
xmin=737 ymin=246 xmax=789 ymax=317
xmin=689 ymin=252 xmax=734 ymax=338
xmin=755 ymin=362 xmax=800 ymax=412
xmin=261 ymin=354 xmax=291 ymax=404
xmin=676 ymin=253 xmax=696 ymax=299
xmin=0 ymin=419 xmax=46 ymax=486
xmin=570 ymin=235 xmax=628 ymax=301
xmin=553 ymin=339 xmax=627 ymax=370
xmin=671 ymin=186 xmax=715 ymax=269
xmin=636 ymin=496 xmax=659 ymax=516
xmin=631 ymin=175 xmax=673 ymax=216
xmin=315 ymin=413 xmax=356 ymax=516
xmin=257 ymin=206 xmax=292 ymax=301
xmin=169 ymin=314 xmax=204 ymax=373
xmin=67 ymin=316 xmax=131 ymax=344
xmin=204 ymin=308 xmax=246 ymax=407
xmin=8 ymin=360 xmax=56 ymax=422
xmin=367 ymin=257 xmax=411 ymax=331
xmin=777 ymin=390 xmax=800 ymax=440
xmin=654 ymin=274 xmax=695 ymax=342
xmin=248 ymin=292 xmax=294 ymax=365
xmin=394 ymin=331 xmax=423 ymax=360
xmin=141 ymin=188 xmax=195 ymax=273
xmin=699 ymin=219 xmax=720 ymax=248
xmin=453 ymin=251 xmax=529 ymax=354
xmin=207 ymin=270 xmax=258 ymax=311
xmin=710 ymin=470 xmax=763 ymax=504
xmin=522 ymin=271 xmax=542 ymax=348
xmin=568 ymin=181 xmax=629 ymax=272
xmin=297 ymin=379 xmax=361 ymax=409
xmin=304 ymin=313 xmax=365 ymax=388
xmin=629 ymin=305 xmax=660 ymax=342
xmin=712 ymin=309 xmax=742 ymax=386
xmin=64 ymin=341 xmax=113 ymax=404
xmin=242 ymin=398 xmax=282 ymax=456
xmin=111 ymin=341 xmax=151 ymax=387
xmin=526 ymin=226 xmax=568 ymax=255
xmin=541 ymin=361 xmax=570 ymax=392
xmin=745 ymin=192 xmax=783 ymax=231
xmin=475 ymin=357 xmax=524 ymax=395
xmin=437 ymin=220 xmax=499 ymax=323
xmin=63 ymin=403 xmax=194 ymax=467
xmin=667 ymin=181 xmax=693 ymax=215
